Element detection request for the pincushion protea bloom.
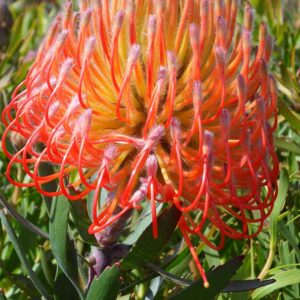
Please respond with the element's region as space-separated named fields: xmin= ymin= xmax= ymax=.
xmin=2 ymin=0 xmax=279 ymax=286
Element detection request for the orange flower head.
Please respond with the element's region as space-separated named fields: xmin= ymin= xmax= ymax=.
xmin=2 ymin=0 xmax=279 ymax=286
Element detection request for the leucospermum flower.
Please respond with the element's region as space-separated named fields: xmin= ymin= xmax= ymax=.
xmin=2 ymin=0 xmax=279 ymax=285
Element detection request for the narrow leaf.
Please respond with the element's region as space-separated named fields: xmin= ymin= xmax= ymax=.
xmin=49 ymin=195 xmax=83 ymax=299
xmin=38 ymin=159 xmax=57 ymax=214
xmin=147 ymin=262 xmax=192 ymax=286
xmin=123 ymin=203 xmax=163 ymax=245
xmin=86 ymin=265 xmax=121 ymax=300
xmin=258 ymin=168 xmax=289 ymax=279
xmin=252 ymin=269 xmax=300 ymax=299
xmin=169 ymin=256 xmax=244 ymax=300
xmin=0 ymin=210 xmax=52 ymax=300
xmin=54 ymin=269 xmax=80 ymax=300
xmin=222 ymin=279 xmax=275 ymax=292
xmin=270 ymin=169 xmax=289 ymax=229
xmin=146 ymin=263 xmax=275 ymax=293
xmin=0 ymin=290 xmax=6 ymax=300
xmin=0 ymin=194 xmax=49 ymax=240
xmin=121 ymin=205 xmax=181 ymax=269
xmin=275 ymin=137 xmax=300 ymax=155
xmin=144 ymin=277 xmax=164 ymax=300
xmin=278 ymin=100 xmax=300 ymax=132
xmin=39 ymin=246 xmax=54 ymax=288
xmin=69 ymin=200 xmax=97 ymax=245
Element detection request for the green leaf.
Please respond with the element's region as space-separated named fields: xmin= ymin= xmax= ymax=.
xmin=275 ymin=137 xmax=300 ymax=155
xmin=165 ymin=247 xmax=191 ymax=276
xmin=278 ymin=100 xmax=300 ymax=132
xmin=5 ymin=274 xmax=39 ymax=298
xmin=38 ymin=160 xmax=58 ymax=214
xmin=0 ymin=290 xmax=6 ymax=300
xmin=223 ymin=279 xmax=275 ymax=292
xmin=0 ymin=268 xmax=40 ymax=299
xmin=279 ymin=63 xmax=299 ymax=94
xmin=146 ymin=262 xmax=192 ymax=286
xmin=169 ymin=256 xmax=244 ymax=300
xmin=252 ymin=269 xmax=300 ymax=299
xmin=146 ymin=263 xmax=274 ymax=293
xmin=121 ymin=205 xmax=181 ymax=270
xmin=278 ymin=222 xmax=300 ymax=261
xmin=144 ymin=277 xmax=163 ymax=300
xmin=270 ymin=168 xmax=289 ymax=237
xmin=0 ymin=194 xmax=49 ymax=240
xmin=123 ymin=202 xmax=163 ymax=245
xmin=0 ymin=69 xmax=14 ymax=90
xmin=85 ymin=265 xmax=121 ymax=300
xmin=49 ymin=195 xmax=83 ymax=299
xmin=0 ymin=210 xmax=52 ymax=300
xmin=39 ymin=246 xmax=54 ymax=289
xmin=54 ymin=269 xmax=80 ymax=300
xmin=69 ymin=200 xmax=97 ymax=245
xmin=258 ymin=168 xmax=289 ymax=279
